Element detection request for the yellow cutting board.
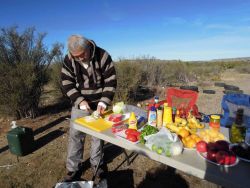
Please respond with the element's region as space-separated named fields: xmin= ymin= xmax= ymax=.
xmin=75 ymin=111 xmax=113 ymax=132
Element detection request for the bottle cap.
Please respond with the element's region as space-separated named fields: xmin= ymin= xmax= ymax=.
xmin=150 ymin=106 xmax=156 ymax=111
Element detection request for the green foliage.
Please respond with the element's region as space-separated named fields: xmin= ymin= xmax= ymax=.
xmin=0 ymin=26 xmax=63 ymax=119
xmin=114 ymin=60 xmax=143 ymax=102
xmin=113 ymin=58 xmax=228 ymax=102
xmin=49 ymin=55 xmax=64 ymax=94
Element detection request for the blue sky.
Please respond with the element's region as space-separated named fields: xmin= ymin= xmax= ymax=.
xmin=1 ymin=0 xmax=250 ymax=61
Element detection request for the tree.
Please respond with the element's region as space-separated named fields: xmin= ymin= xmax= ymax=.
xmin=0 ymin=26 xmax=63 ymax=119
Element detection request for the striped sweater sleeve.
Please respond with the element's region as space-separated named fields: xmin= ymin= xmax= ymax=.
xmin=61 ymin=56 xmax=84 ymax=107
xmin=100 ymin=52 xmax=117 ymax=106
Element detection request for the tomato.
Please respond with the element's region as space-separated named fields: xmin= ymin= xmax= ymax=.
xmin=126 ymin=134 xmax=138 ymax=142
xmin=108 ymin=114 xmax=122 ymax=122
xmin=136 ymin=132 xmax=141 ymax=140
xmin=125 ymin=129 xmax=137 ymax=135
xmin=196 ymin=141 xmax=208 ymax=153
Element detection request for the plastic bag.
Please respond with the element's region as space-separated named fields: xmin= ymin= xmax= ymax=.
xmin=55 ymin=181 xmax=93 ymax=188
xmin=144 ymin=127 xmax=183 ymax=157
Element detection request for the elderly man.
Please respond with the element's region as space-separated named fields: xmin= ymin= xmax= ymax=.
xmin=61 ymin=35 xmax=117 ymax=181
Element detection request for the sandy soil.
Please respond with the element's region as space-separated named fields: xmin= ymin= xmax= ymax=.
xmin=0 ymin=69 xmax=249 ymax=188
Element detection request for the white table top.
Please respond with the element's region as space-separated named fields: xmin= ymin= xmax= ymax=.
xmin=73 ymin=122 xmax=250 ymax=188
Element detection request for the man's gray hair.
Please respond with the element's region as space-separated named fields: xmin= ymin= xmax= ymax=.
xmin=67 ymin=35 xmax=89 ymax=55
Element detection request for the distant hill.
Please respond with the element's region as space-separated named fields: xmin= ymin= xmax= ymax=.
xmin=211 ymin=57 xmax=250 ymax=62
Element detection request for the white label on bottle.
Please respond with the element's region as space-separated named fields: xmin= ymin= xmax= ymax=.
xmin=148 ymin=112 xmax=157 ymax=126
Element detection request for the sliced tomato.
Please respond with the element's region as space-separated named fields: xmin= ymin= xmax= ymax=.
xmin=108 ymin=114 xmax=122 ymax=122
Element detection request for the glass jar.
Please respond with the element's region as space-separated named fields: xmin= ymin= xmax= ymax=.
xmin=209 ymin=115 xmax=220 ymax=131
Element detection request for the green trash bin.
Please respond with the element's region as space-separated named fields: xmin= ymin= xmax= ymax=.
xmin=7 ymin=125 xmax=34 ymax=156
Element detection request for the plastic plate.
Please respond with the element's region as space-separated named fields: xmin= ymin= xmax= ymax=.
xmin=197 ymin=151 xmax=239 ymax=167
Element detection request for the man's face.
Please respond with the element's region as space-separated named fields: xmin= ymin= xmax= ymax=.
xmin=72 ymin=47 xmax=91 ymax=62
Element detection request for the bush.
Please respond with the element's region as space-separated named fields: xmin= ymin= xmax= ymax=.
xmin=114 ymin=60 xmax=143 ymax=102
xmin=0 ymin=26 xmax=62 ymax=119
xmin=113 ymin=59 xmax=225 ymax=103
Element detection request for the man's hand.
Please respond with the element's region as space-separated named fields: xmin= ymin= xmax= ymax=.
xmin=97 ymin=102 xmax=107 ymax=115
xmin=79 ymin=100 xmax=91 ymax=111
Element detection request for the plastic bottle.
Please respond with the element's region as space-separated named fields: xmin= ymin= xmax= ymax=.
xmin=128 ymin=112 xmax=138 ymax=130
xmin=148 ymin=106 xmax=157 ymax=127
xmin=11 ymin=121 xmax=18 ymax=129
xmin=156 ymin=107 xmax=163 ymax=129
xmin=154 ymin=96 xmax=161 ymax=108
xmin=172 ymin=107 xmax=177 ymax=123
xmin=163 ymin=103 xmax=173 ymax=125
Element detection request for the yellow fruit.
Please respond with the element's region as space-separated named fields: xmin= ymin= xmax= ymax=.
xmin=185 ymin=135 xmax=192 ymax=141
xmin=208 ymin=129 xmax=219 ymax=138
xmin=178 ymin=128 xmax=190 ymax=138
xmin=190 ymin=134 xmax=198 ymax=139
xmin=203 ymin=135 xmax=211 ymax=143
xmin=182 ymin=138 xmax=186 ymax=146
xmin=194 ymin=137 xmax=202 ymax=143
xmin=199 ymin=131 xmax=206 ymax=137
xmin=186 ymin=139 xmax=196 ymax=148
xmin=217 ymin=133 xmax=225 ymax=140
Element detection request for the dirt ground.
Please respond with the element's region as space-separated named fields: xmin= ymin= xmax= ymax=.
xmin=0 ymin=69 xmax=249 ymax=188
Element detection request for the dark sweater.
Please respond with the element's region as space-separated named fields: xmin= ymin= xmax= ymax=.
xmin=61 ymin=41 xmax=117 ymax=110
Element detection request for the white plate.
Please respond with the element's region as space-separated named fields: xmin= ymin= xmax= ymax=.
xmin=229 ymin=144 xmax=250 ymax=163
xmin=197 ymin=151 xmax=239 ymax=167
xmin=105 ymin=113 xmax=130 ymax=124
xmin=115 ymin=129 xmax=140 ymax=144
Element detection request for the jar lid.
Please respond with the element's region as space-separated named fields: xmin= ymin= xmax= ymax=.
xmin=211 ymin=115 xmax=220 ymax=120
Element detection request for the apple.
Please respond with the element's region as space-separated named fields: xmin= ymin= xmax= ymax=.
xmin=196 ymin=141 xmax=208 ymax=153
xmin=215 ymin=140 xmax=229 ymax=151
xmin=224 ymin=155 xmax=231 ymax=165
xmin=207 ymin=142 xmax=218 ymax=152
xmin=216 ymin=151 xmax=229 ymax=165
xmin=228 ymin=151 xmax=237 ymax=165
xmin=207 ymin=150 xmax=217 ymax=162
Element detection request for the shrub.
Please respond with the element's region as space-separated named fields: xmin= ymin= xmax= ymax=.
xmin=0 ymin=26 xmax=62 ymax=119
xmin=114 ymin=60 xmax=143 ymax=102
